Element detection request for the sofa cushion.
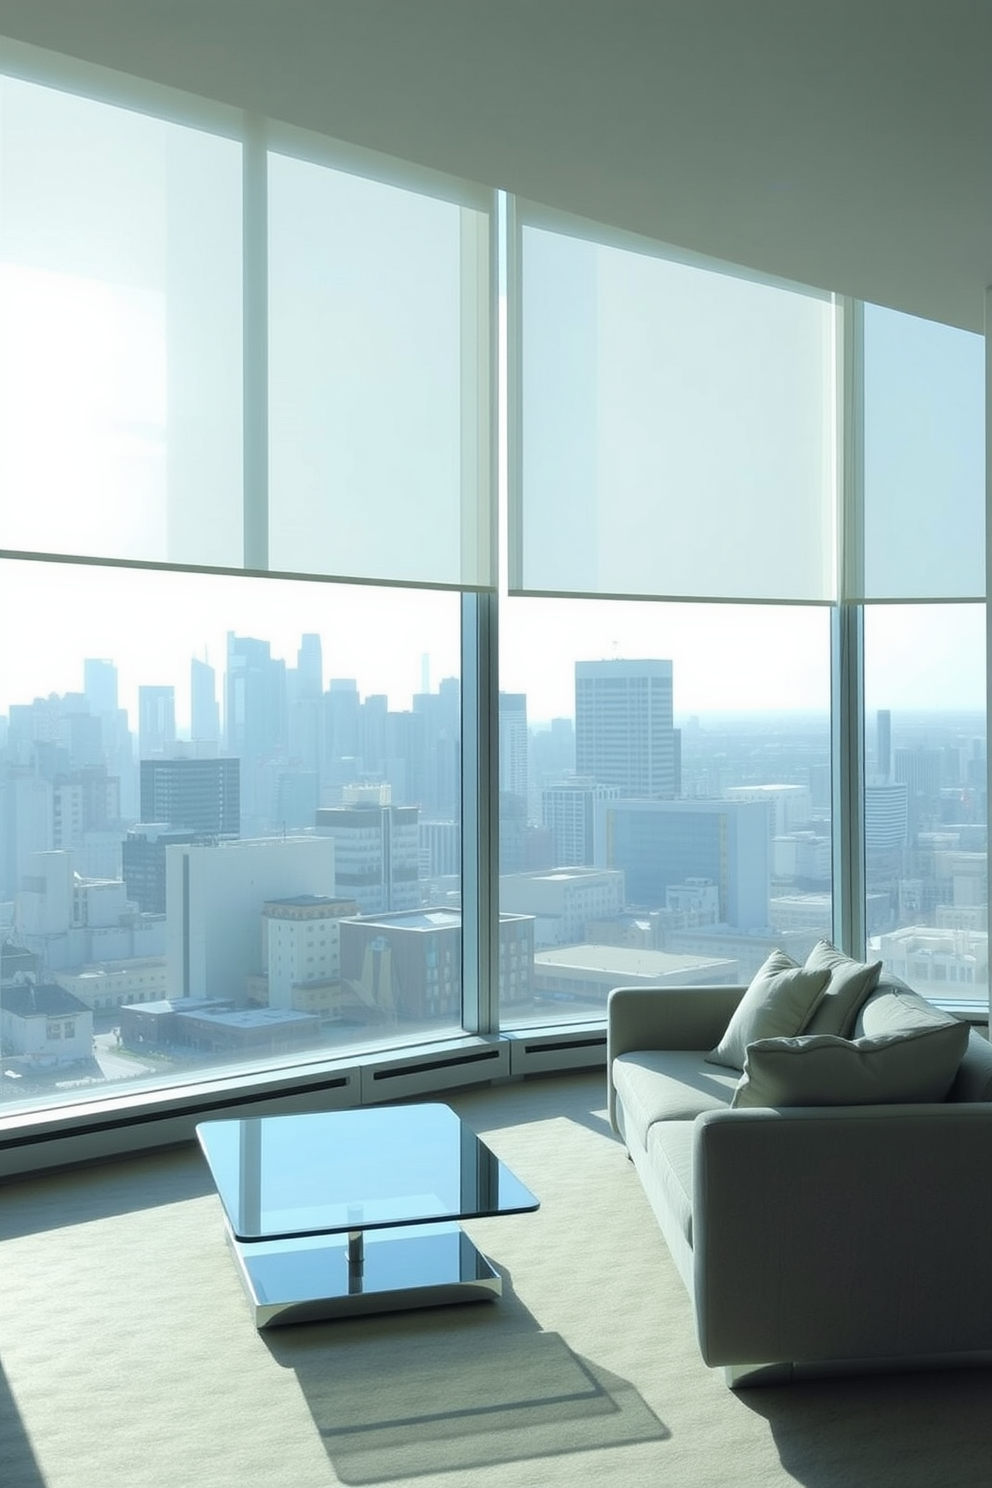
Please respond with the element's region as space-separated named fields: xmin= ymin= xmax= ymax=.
xmin=730 ymin=1021 xmax=971 ymax=1108
xmin=802 ymin=940 xmax=882 ymax=1036
xmin=705 ymin=949 xmax=830 ymax=1072
xmin=645 ymin=1120 xmax=696 ymax=1248
xmin=613 ymin=1050 xmax=738 ymax=1146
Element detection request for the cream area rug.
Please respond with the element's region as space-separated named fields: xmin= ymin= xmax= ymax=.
xmin=2 ymin=1071 xmax=989 ymax=1488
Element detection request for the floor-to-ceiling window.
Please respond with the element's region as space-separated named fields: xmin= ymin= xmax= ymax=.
xmin=0 ymin=59 xmax=492 ymax=1117
xmin=860 ymin=304 xmax=987 ymax=1005
xmin=0 ymin=50 xmax=986 ymax=1136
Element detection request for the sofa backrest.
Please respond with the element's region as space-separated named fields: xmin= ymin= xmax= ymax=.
xmin=948 ymin=1029 xmax=992 ymax=1103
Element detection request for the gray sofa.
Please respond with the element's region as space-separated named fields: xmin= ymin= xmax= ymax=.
xmin=607 ymin=973 xmax=992 ymax=1386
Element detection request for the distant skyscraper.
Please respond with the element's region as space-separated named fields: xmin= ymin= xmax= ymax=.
xmin=140 ymin=757 xmax=240 ymax=839
xmin=575 ymin=659 xmax=679 ymax=799
xmin=498 ymin=693 xmax=529 ymax=799
xmin=876 ymin=709 xmax=892 ymax=782
xmin=138 ymin=686 xmax=177 ymax=759
xmin=84 ymin=659 xmax=118 ymax=715
xmin=191 ymin=658 xmax=220 ymax=745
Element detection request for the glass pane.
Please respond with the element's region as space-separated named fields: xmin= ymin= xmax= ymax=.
xmin=863 ymin=305 xmax=984 ymax=601
xmin=0 ymin=75 xmax=243 ymax=565
xmin=0 ymin=557 xmax=464 ymax=1116
xmin=513 ymin=218 xmax=836 ymax=602
xmin=498 ymin=597 xmax=832 ymax=1027
xmin=864 ymin=604 xmax=987 ymax=1004
xmin=268 ymin=151 xmax=493 ymax=587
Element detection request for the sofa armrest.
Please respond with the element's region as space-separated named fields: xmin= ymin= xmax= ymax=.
xmin=692 ymin=1103 xmax=992 ymax=1368
xmin=607 ymin=984 xmax=746 ymax=1132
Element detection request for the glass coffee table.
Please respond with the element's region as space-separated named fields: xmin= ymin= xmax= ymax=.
xmin=196 ymin=1102 xmax=539 ymax=1328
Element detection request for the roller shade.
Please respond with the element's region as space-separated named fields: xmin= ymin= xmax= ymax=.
xmin=861 ymin=303 xmax=985 ymax=602
xmin=267 ymin=139 xmax=494 ymax=589
xmin=0 ymin=63 xmax=496 ymax=591
xmin=509 ymin=209 xmax=837 ymax=604
xmin=0 ymin=72 xmax=244 ymax=569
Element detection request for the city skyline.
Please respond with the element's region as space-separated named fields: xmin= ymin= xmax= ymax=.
xmin=0 ymin=559 xmax=986 ymax=727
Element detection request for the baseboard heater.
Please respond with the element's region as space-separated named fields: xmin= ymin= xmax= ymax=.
xmin=360 ymin=1043 xmax=508 ymax=1102
xmin=0 ymin=1070 xmax=361 ymax=1179
xmin=507 ymin=1031 xmax=607 ymax=1077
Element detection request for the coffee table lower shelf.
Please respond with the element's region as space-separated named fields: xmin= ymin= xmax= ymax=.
xmin=224 ymin=1221 xmax=503 ymax=1328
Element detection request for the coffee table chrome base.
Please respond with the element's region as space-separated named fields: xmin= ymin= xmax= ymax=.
xmin=224 ymin=1221 xmax=502 ymax=1329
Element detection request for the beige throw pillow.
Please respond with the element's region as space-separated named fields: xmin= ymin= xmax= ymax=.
xmin=801 ymin=940 xmax=882 ymax=1036
xmin=704 ymin=949 xmax=830 ymax=1072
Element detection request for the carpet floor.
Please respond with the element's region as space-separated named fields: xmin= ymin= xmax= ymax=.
xmin=1 ymin=1070 xmax=989 ymax=1488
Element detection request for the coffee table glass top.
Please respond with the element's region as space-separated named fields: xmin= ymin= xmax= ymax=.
xmin=196 ymin=1102 xmax=539 ymax=1242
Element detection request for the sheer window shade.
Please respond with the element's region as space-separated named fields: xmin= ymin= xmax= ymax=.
xmin=0 ymin=76 xmax=244 ymax=568
xmin=0 ymin=70 xmax=496 ymax=592
xmin=509 ymin=213 xmax=837 ymax=603
xmin=861 ymin=304 xmax=985 ymax=602
xmin=267 ymin=150 xmax=494 ymax=589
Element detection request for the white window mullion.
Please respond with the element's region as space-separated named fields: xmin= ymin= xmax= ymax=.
xmin=243 ymin=112 xmax=268 ymax=571
xmin=832 ymin=297 xmax=866 ymax=957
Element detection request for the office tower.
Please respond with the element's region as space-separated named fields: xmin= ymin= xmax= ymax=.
xmin=138 ymin=686 xmax=177 ymax=759
xmin=410 ymin=686 xmax=459 ymax=819
xmin=541 ymin=778 xmax=619 ymax=866
xmin=575 ymin=659 xmax=679 ymax=800
xmin=498 ymin=693 xmax=529 ymax=799
xmin=358 ymin=693 xmax=387 ymax=777
xmin=122 ymin=824 xmax=196 ymax=914
xmin=139 ymin=756 xmax=240 ymax=838
xmin=315 ymin=784 xmax=420 ymax=913
xmin=296 ymin=634 xmax=323 ymax=700
xmin=164 ymin=835 xmax=336 ymax=1000
xmin=226 ymin=634 xmax=288 ymax=825
xmin=876 ymin=709 xmax=892 ymax=782
xmin=84 ymin=659 xmax=118 ymax=715
xmin=498 ymin=692 xmax=529 ymax=873
xmin=226 ymin=633 xmax=288 ymax=761
xmin=594 ymin=796 xmax=769 ymax=930
xmin=191 ymin=658 xmax=221 ymax=745
xmin=865 ymin=781 xmax=909 ymax=852
xmin=325 ymin=679 xmax=360 ymax=764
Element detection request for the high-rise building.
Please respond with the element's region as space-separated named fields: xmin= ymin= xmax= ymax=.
xmin=876 ymin=709 xmax=892 ymax=782
xmin=315 ymin=783 xmax=420 ymax=913
xmin=138 ymin=686 xmax=177 ymax=759
xmin=139 ymin=757 xmax=240 ymax=839
xmin=541 ymin=778 xmax=619 ymax=867
xmin=83 ymin=659 xmax=118 ymax=716
xmin=190 ymin=658 xmax=220 ymax=746
xmin=575 ymin=659 xmax=679 ymax=800
xmin=594 ymin=797 xmax=769 ymax=930
xmin=498 ymin=693 xmax=529 ymax=800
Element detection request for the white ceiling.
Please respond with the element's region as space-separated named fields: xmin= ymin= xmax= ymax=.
xmin=1 ymin=1 xmax=990 ymax=331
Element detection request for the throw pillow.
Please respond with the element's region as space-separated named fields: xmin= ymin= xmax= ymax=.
xmin=704 ymin=949 xmax=830 ymax=1072
xmin=855 ymin=982 xmax=960 ymax=1041
xmin=802 ymin=940 xmax=882 ymax=1036
xmin=731 ymin=1021 xmax=970 ymax=1108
